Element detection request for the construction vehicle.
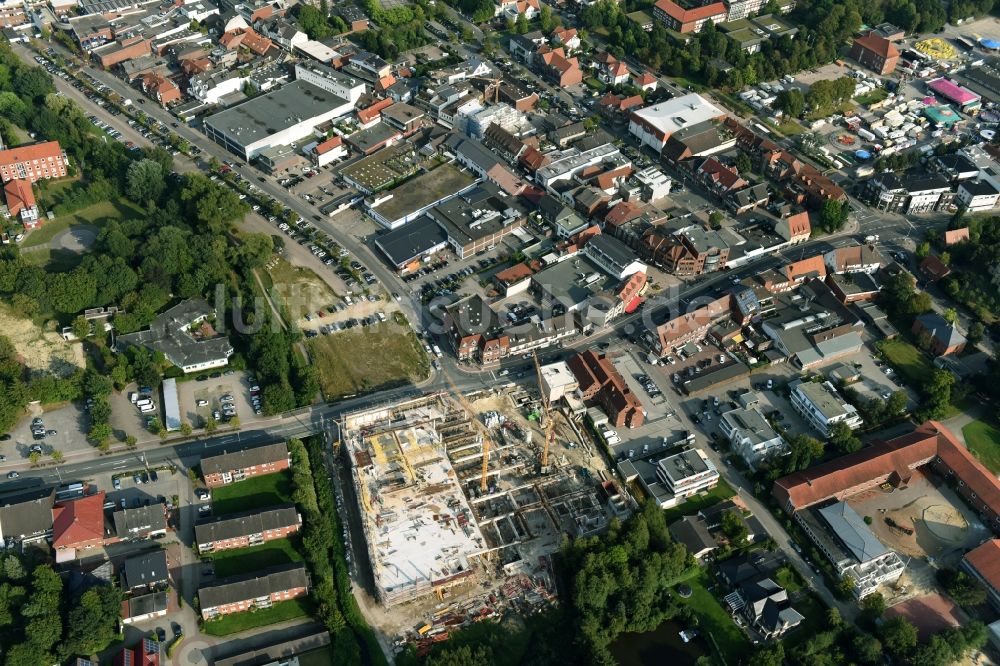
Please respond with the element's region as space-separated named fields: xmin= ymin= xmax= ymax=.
xmin=532 ymin=350 xmax=554 ymax=472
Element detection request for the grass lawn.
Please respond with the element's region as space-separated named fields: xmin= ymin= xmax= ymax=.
xmin=22 ymin=199 xmax=142 ymax=249
xmin=855 ymin=88 xmax=889 ymax=106
xmin=783 ymin=594 xmax=827 ymax=650
xmin=677 ymin=568 xmax=748 ymax=663
xmin=209 ymin=537 xmax=304 ymax=578
xmin=266 ymin=257 xmax=339 ymax=321
xmin=201 ymin=598 xmax=313 ymax=636
xmin=962 ymin=420 xmax=1000 ymax=474
xmin=765 ymin=118 xmax=807 ymax=136
xmin=774 ymin=565 xmax=802 ymax=593
xmin=878 ymin=338 xmax=934 ymax=387
xmin=211 ymin=471 xmax=293 ymax=515
xmin=308 ymin=323 xmax=430 ymax=399
xmin=661 ymin=478 xmax=736 ymax=524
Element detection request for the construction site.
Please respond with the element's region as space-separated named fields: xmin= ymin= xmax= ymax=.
xmin=340 ymin=366 xmax=632 ymax=650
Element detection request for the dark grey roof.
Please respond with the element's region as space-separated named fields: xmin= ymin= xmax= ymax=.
xmin=936 ymin=153 xmax=979 ymax=174
xmin=0 ymin=484 xmax=55 ymax=540
xmin=375 ymin=215 xmax=449 ymax=267
xmin=195 ymin=505 xmax=299 ymax=545
xmin=203 ymin=81 xmax=351 ymax=148
xmin=201 ymin=442 xmax=287 ymax=476
xmin=123 ymin=550 xmax=169 ymax=589
xmin=900 ymin=172 xmax=950 ymax=193
xmin=668 ymin=515 xmax=717 ymax=553
xmin=214 ymin=632 xmax=332 ymax=666
xmin=586 ymin=234 xmax=637 ymax=269
xmin=199 ymin=563 xmax=308 ymax=609
xmin=428 ymin=182 xmax=526 ymax=246
xmin=959 ymin=179 xmax=998 ymax=196
xmin=113 ymin=504 xmax=167 ymax=537
xmin=125 ymin=591 xmax=168 ymax=618
xmin=118 ymin=299 xmax=233 ymax=370
xmin=718 ymin=551 xmax=785 ymax=586
xmin=915 ymin=312 xmax=967 ymax=348
xmin=443 ymin=133 xmax=501 ymax=171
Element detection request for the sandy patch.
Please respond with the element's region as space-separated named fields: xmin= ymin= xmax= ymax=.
xmin=0 ymin=302 xmax=84 ymax=377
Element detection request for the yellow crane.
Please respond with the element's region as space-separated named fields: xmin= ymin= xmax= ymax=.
xmin=532 ymin=350 xmax=554 ymax=470
xmin=440 ymin=365 xmax=494 ymax=493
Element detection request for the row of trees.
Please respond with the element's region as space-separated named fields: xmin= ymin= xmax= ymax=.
xmin=297 ymin=437 xmax=387 ymax=665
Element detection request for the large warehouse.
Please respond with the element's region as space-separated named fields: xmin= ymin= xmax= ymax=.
xmin=203 ymin=80 xmax=354 ymax=161
xmin=628 ymin=92 xmax=726 ymax=152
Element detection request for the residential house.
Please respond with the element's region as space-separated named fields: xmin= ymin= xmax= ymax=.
xmin=598 ymin=93 xmax=644 ymax=123
xmin=120 ymin=594 xmax=169 ymax=626
xmin=720 ymin=405 xmax=786 ymax=469
xmin=733 ymin=577 xmax=805 ymax=638
xmin=669 ymin=515 xmax=717 ymax=559
xmin=3 ymin=178 xmax=38 ymax=229
xmin=943 ymin=227 xmax=970 ymax=245
xmin=0 ymin=485 xmax=55 ymax=544
xmin=113 ymin=504 xmax=168 ymax=540
xmin=863 ymin=172 xmax=953 ymax=214
xmin=919 ymin=254 xmax=952 ymax=281
xmin=550 ymin=26 xmax=580 ymax=53
xmin=850 ymin=31 xmax=899 ymax=75
xmin=202 ymin=442 xmax=289 ymax=487
xmin=727 ymin=183 xmax=770 ymax=214
xmin=538 ymin=49 xmax=583 ymax=87
xmin=140 ymin=72 xmax=181 ymax=107
xmin=823 ymin=243 xmax=883 ymax=275
xmin=199 ymin=564 xmax=309 ymax=619
xmin=194 ymin=505 xmax=301 ymax=553
xmin=52 ymin=492 xmax=106 ymax=553
xmin=660 ymin=226 xmax=730 ymax=276
xmin=789 ymin=379 xmax=863 ymax=437
xmin=122 ymin=550 xmax=169 ymax=592
xmin=497 ymin=0 xmax=540 ymax=20
xmin=912 ymin=312 xmax=967 ymax=356
xmin=592 ymin=52 xmax=629 ymax=86
xmin=774 ymin=210 xmax=810 ymax=244
xmin=632 ymin=71 xmax=658 ymax=92
xmin=482 ymin=123 xmax=527 ymax=164
xmin=112 ymin=638 xmax=160 ymax=666
xmin=696 ymin=157 xmax=747 ymax=198
xmin=303 ymin=136 xmax=346 ymax=167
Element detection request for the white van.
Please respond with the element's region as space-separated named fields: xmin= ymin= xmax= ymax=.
xmin=135 ymin=398 xmax=153 ymax=408
xmin=139 ymin=404 xmax=156 ymax=413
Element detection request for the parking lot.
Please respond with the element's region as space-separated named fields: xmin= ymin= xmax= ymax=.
xmin=4 ymin=403 xmax=92 ymax=464
xmin=176 ymin=372 xmax=259 ymax=425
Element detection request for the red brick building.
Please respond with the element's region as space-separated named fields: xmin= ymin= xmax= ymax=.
xmin=567 ymin=350 xmax=645 ymax=428
xmin=653 ymin=0 xmax=727 ymax=33
xmin=850 ymin=32 xmax=900 ymax=75
xmin=201 ymin=442 xmax=289 ymax=487
xmin=140 ymin=72 xmax=182 ymax=107
xmin=94 ymin=37 xmax=151 ymax=69
xmin=52 ymin=491 xmax=106 ymax=553
xmin=774 ymin=421 xmax=1000 ymax=533
xmin=195 ymin=505 xmax=301 ymax=553
xmin=199 ymin=564 xmax=309 ymax=619
xmin=0 ymin=141 xmax=68 ymax=183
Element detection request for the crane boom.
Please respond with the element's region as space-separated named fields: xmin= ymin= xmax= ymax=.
xmin=532 ymin=350 xmax=553 ymax=469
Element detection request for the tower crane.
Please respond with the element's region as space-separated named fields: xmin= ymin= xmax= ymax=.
xmin=532 ymin=350 xmax=554 ymax=471
xmin=468 ymin=72 xmax=503 ymax=104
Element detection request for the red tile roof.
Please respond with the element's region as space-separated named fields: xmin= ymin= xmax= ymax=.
xmin=0 ymin=141 xmax=64 ymax=168
xmin=965 ymin=539 xmax=1000 ymax=590
xmin=357 ymin=97 xmax=393 ymax=124
xmin=314 ymin=136 xmax=343 ymax=154
xmin=854 ymin=32 xmax=899 ymax=59
xmin=52 ymin=491 xmax=105 ymax=550
xmin=654 ymin=0 xmax=726 ymax=23
xmin=944 ymin=227 xmax=970 ymax=245
xmin=774 ymin=421 xmax=1000 ymax=516
xmin=784 ymin=211 xmax=811 ymax=237
xmin=4 ymin=178 xmax=35 ymax=217
xmin=783 ymin=254 xmax=827 ymax=283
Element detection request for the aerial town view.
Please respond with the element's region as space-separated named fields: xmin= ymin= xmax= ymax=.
xmin=3 ymin=0 xmax=1000 ymax=663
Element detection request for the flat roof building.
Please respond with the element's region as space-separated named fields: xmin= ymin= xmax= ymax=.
xmin=720 ymin=405 xmax=785 ymax=469
xmin=628 ymin=93 xmax=726 ymax=152
xmin=203 ymin=80 xmax=354 ymax=161
xmin=789 ymin=379 xmax=862 ymax=437
xmin=117 ymin=299 xmax=233 ymax=374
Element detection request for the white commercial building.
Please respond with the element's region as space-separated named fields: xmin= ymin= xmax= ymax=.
xmin=203 ymin=80 xmax=354 ymax=161
xmin=535 ymin=144 xmax=624 ymax=191
xmin=655 ymin=448 xmax=719 ymax=503
xmin=634 ymin=166 xmax=671 ymax=202
xmin=294 ymin=61 xmax=365 ymax=105
xmin=539 ymin=360 xmax=579 ymax=403
xmin=789 ymin=379 xmax=863 ymax=437
xmin=463 ymin=103 xmax=522 ymax=139
xmin=628 ymin=93 xmax=725 ymax=152
xmin=189 ymin=70 xmax=245 ymax=105
xmin=719 ymin=405 xmax=786 ymax=469
xmin=583 ymin=234 xmax=646 ymax=280
xmin=955 ymin=179 xmax=1000 ymax=213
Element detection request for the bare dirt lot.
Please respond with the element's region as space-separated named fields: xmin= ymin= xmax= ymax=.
xmin=266 ymin=257 xmax=340 ymax=325
xmin=884 ymin=593 xmax=964 ymax=641
xmin=0 ymin=303 xmax=84 ymax=377
xmin=847 ymin=470 xmax=988 ymax=564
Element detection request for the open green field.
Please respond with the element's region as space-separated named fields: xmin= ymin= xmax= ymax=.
xmin=308 ymin=323 xmax=429 ymax=399
xmin=855 ymin=88 xmax=890 ymax=106
xmin=201 ymin=598 xmax=313 ymax=636
xmin=661 ymin=478 xmax=736 ymax=524
xmin=211 ymin=471 xmax=293 ymax=515
xmin=209 ymin=537 xmax=304 ymax=578
xmin=20 ymin=198 xmax=143 ymax=270
xmin=962 ymin=420 xmax=1000 ymax=474
xmin=878 ymin=338 xmax=935 ymax=386
xmin=677 ymin=568 xmax=749 ymax=662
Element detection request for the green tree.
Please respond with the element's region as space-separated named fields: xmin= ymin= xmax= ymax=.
xmin=887 ymin=390 xmax=908 ymax=415
xmin=861 ymin=591 xmax=886 ymax=618
xmin=721 ymin=509 xmax=749 ymax=546
xmin=916 ymin=241 xmax=931 ymax=259
xmin=819 ymin=199 xmax=849 ymax=233
xmin=49 ymin=450 xmax=62 ymax=464
xmin=515 ymin=13 xmax=528 ymax=33
xmin=64 ymin=585 xmax=122 ymax=655
xmin=968 ymin=321 xmax=985 ymax=344
xmin=180 ymin=422 xmax=193 ymax=437
xmin=2 ymin=555 xmax=25 ymax=581
xmin=70 ymin=316 xmax=90 ymax=340
xmin=828 ymin=421 xmax=862 ymax=455
xmin=125 ymin=435 xmax=137 ymax=449
xmin=88 ymin=422 xmax=113 ymax=446
xmin=735 ymin=151 xmax=753 ymax=175
xmin=826 ymin=606 xmax=842 ymax=627
xmin=126 ymin=158 xmax=165 ymax=204
xmin=27 ymin=451 xmax=40 ymax=465
xmin=942 ymin=308 xmax=959 ymax=325
xmin=204 ymin=417 xmax=218 ymax=433
xmin=880 ymin=615 xmax=918 ymax=656
xmin=540 ymin=5 xmax=556 ymax=32
xmin=748 ymin=643 xmax=784 ymax=666
xmin=774 ymin=87 xmax=805 ymax=117
xmin=852 ymin=632 xmax=883 ymax=664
